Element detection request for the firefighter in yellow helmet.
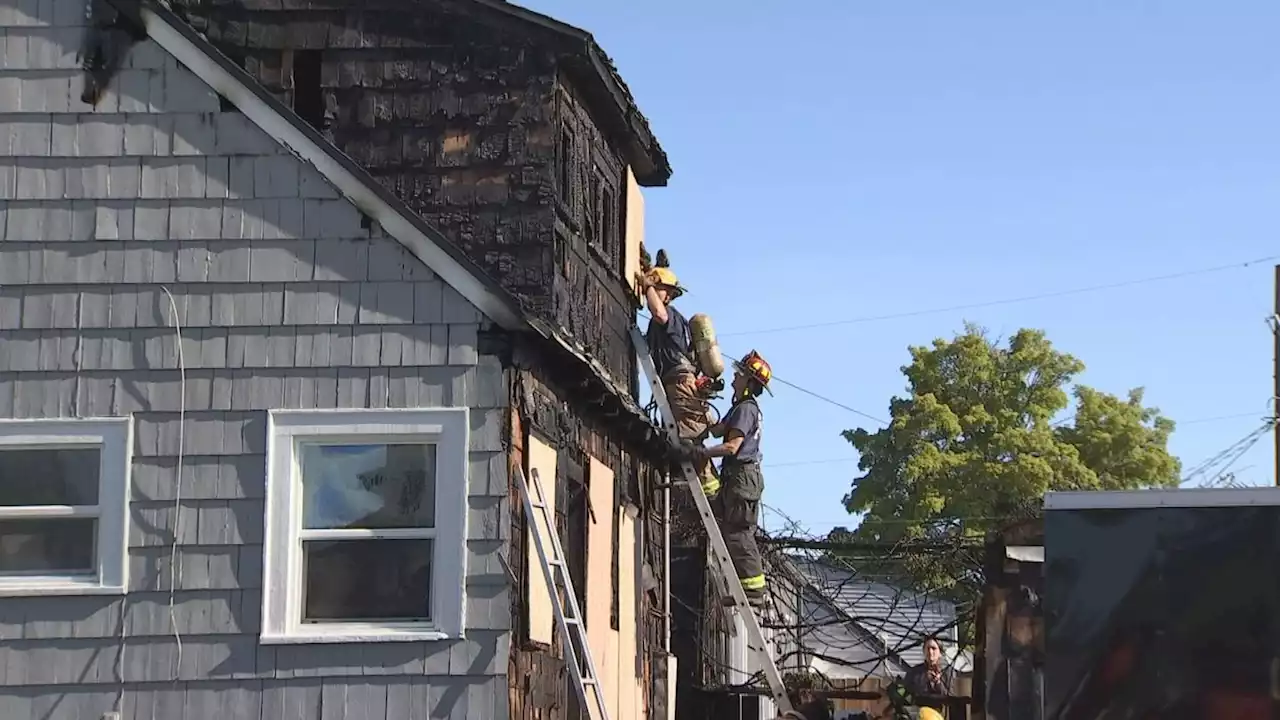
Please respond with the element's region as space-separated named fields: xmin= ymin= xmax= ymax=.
xmin=694 ymin=350 xmax=773 ymax=607
xmin=918 ymin=709 xmax=945 ymax=720
xmin=639 ymin=262 xmax=716 ymax=491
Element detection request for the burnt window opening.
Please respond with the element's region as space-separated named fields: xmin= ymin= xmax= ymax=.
xmin=557 ymin=128 xmax=574 ymax=207
xmin=292 ymin=50 xmax=324 ymax=131
xmin=562 ymin=453 xmax=588 ymax=619
xmin=585 ymin=163 xmax=602 ymax=250
xmin=601 ymin=186 xmax=616 ymax=264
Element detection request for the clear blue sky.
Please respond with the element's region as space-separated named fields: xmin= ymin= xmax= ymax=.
xmin=524 ymin=1 xmax=1280 ymax=534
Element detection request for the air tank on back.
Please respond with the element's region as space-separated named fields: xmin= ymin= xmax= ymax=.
xmin=689 ymin=313 xmax=725 ymax=378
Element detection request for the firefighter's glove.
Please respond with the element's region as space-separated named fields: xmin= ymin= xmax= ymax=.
xmin=672 ymin=439 xmax=705 ymax=463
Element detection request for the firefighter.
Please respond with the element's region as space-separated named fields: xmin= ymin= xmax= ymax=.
xmin=638 ymin=265 xmax=717 ymax=492
xmin=696 ymin=350 xmax=773 ymax=606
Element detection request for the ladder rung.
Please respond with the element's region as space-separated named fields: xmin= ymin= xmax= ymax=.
xmin=564 ymin=617 xmax=581 ymax=626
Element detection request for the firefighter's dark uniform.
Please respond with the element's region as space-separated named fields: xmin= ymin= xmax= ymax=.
xmin=645 ymin=305 xmax=710 ymax=441
xmin=714 ymin=395 xmax=766 ymax=598
xmin=646 ymin=304 xmax=719 ymax=493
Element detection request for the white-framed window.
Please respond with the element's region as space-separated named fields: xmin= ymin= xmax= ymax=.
xmin=261 ymin=408 xmax=470 ymax=644
xmin=0 ymin=417 xmax=132 ymax=596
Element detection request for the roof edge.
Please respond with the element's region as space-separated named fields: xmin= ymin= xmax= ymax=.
xmin=133 ymin=0 xmax=529 ymax=331
xmin=1045 ymin=486 xmax=1280 ymax=510
xmin=467 ymin=0 xmax=672 ymax=186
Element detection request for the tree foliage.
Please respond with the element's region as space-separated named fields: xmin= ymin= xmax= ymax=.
xmin=840 ymin=324 xmax=1180 ymax=598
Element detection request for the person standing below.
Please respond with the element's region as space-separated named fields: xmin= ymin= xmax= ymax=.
xmin=698 ymin=350 xmax=773 ymax=607
xmin=904 ymin=635 xmax=954 ymax=714
xmin=639 ymin=265 xmax=717 ymax=493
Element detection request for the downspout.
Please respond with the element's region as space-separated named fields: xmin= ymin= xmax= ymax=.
xmin=663 ymin=472 xmax=675 ymax=720
xmin=664 ymin=476 xmax=671 ymax=653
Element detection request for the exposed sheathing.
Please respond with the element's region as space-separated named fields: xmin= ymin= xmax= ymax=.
xmin=587 ymin=457 xmax=619 ymax=720
xmin=622 ymin=166 xmax=645 ymax=303
xmin=525 ymin=432 xmax=559 ymax=647
xmin=617 ymin=506 xmax=640 ymax=720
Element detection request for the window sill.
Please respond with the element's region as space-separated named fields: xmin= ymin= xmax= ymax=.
xmin=260 ymin=628 xmax=456 ymax=645
xmin=0 ymin=579 xmax=126 ymax=597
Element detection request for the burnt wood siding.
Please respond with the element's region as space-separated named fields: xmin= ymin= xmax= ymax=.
xmin=508 ymin=358 xmax=668 ymax=720
xmin=176 ymin=0 xmax=638 ymax=390
xmin=552 ymin=77 xmax=634 ymax=394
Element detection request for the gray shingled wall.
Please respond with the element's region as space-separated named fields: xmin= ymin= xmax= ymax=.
xmin=0 ymin=2 xmax=512 ymax=718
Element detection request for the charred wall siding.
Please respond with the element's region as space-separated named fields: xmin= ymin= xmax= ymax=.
xmin=507 ymin=359 xmax=668 ymax=720
xmin=176 ymin=0 xmax=638 ymax=389
xmin=552 ymin=77 xmax=634 ymax=390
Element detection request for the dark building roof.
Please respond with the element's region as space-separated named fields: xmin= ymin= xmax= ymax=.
xmin=467 ymin=0 xmax=672 ymax=186
xmin=167 ymin=0 xmax=671 ymax=186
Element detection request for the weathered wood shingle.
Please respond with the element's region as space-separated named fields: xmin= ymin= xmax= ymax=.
xmin=0 ymin=2 xmax=510 ymax=718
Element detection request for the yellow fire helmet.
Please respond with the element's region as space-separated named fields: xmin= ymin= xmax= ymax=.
xmin=918 ymin=708 xmax=945 ymax=720
xmin=647 ymin=267 xmax=685 ymax=297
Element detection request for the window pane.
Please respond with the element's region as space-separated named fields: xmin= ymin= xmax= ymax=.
xmin=0 ymin=448 xmax=100 ymax=506
xmin=301 ymin=538 xmax=432 ymax=622
xmin=0 ymin=518 xmax=97 ymax=574
xmin=300 ymin=443 xmax=436 ymax=530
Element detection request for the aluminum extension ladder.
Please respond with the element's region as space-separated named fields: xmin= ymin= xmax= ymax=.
xmin=629 ymin=327 xmax=796 ymax=716
xmin=516 ymin=466 xmax=611 ymax=720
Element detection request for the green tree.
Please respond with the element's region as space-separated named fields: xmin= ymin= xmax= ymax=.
xmin=840 ymin=324 xmax=1180 ymax=602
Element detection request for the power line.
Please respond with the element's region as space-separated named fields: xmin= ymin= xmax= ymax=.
xmin=717 ymin=254 xmax=1280 ymax=338
xmin=638 ymin=254 xmax=1278 ymax=426
xmin=767 ymin=374 xmax=887 ymax=424
xmin=1180 ymin=419 xmax=1277 ymax=488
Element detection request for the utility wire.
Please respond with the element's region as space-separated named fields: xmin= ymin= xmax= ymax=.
xmin=1180 ymin=419 xmax=1276 ymax=488
xmin=636 ymin=312 xmax=890 ymax=423
xmin=767 ymin=374 xmax=887 ymax=424
xmin=640 ymin=255 xmax=1277 ymax=423
xmin=716 ymin=254 xmax=1280 ymax=338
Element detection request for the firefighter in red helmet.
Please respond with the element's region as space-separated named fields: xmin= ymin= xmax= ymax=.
xmin=695 ymin=349 xmax=773 ymax=607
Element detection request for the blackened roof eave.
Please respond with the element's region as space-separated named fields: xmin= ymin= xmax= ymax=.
xmin=467 ymin=0 xmax=672 ymax=186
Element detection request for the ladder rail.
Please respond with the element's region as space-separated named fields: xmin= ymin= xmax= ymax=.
xmin=517 ymin=466 xmax=611 ymax=720
xmin=630 ymin=327 xmax=796 ymax=715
